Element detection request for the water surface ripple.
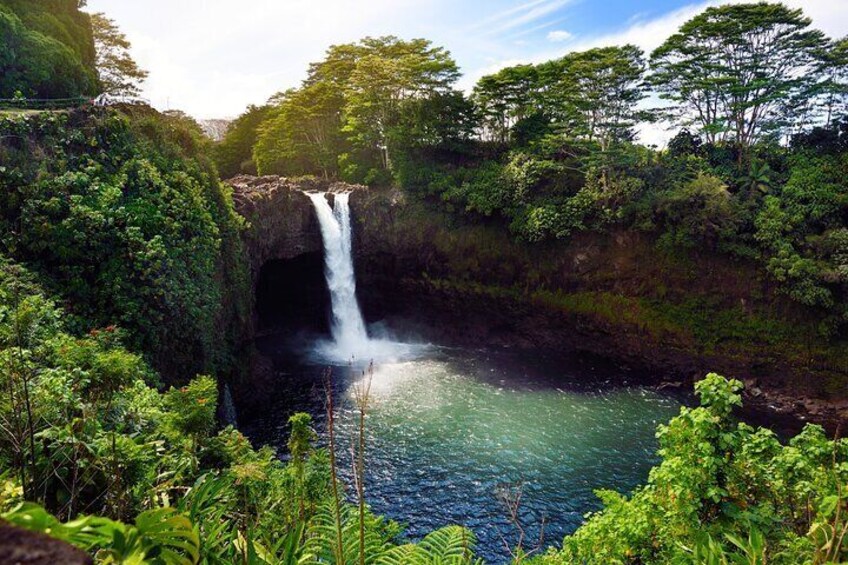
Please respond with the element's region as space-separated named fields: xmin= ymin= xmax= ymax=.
xmin=241 ymin=346 xmax=683 ymax=563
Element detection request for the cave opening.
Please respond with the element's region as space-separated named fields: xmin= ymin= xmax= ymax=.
xmin=255 ymin=252 xmax=330 ymax=333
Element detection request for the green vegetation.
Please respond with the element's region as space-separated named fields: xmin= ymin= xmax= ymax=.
xmin=0 ymin=259 xmax=482 ymax=562
xmin=223 ymin=1 xmax=848 ymax=342
xmin=0 ymin=0 xmax=98 ymax=99
xmin=250 ymin=35 xmax=467 ymax=184
xmin=0 ymin=273 xmax=843 ymax=564
xmin=0 ymin=1 xmax=846 ymax=563
xmin=649 ymin=3 xmax=829 ymax=152
xmin=529 ymin=374 xmax=848 ymax=564
xmin=90 ymin=11 xmax=148 ymax=97
xmin=0 ymin=107 xmax=250 ymax=380
xmin=214 ymin=104 xmax=271 ymax=178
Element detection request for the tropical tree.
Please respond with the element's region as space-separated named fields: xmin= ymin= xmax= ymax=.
xmin=542 ymin=44 xmax=646 ymax=150
xmin=649 ymin=3 xmax=829 ymax=153
xmin=738 ymin=160 xmax=773 ymax=195
xmin=0 ymin=3 xmax=98 ymax=98
xmin=472 ymin=65 xmax=540 ymax=143
xmin=821 ymin=36 xmax=848 ymax=127
xmin=214 ymin=103 xmax=272 ymax=178
xmin=254 ymin=83 xmax=346 ymax=177
xmin=253 ymin=36 xmax=461 ymax=179
xmin=91 ymin=12 xmax=148 ymax=97
xmin=343 ymin=36 xmax=460 ymax=170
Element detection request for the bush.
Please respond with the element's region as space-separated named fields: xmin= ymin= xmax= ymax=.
xmin=656 ymin=173 xmax=740 ymax=249
xmin=0 ymin=108 xmax=250 ymax=380
xmin=531 ymin=374 xmax=848 ymax=564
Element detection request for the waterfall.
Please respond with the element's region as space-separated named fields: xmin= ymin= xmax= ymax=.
xmin=220 ymin=383 xmax=238 ymax=428
xmin=306 ymin=191 xmax=426 ymax=364
xmin=308 ymin=192 xmax=370 ymax=358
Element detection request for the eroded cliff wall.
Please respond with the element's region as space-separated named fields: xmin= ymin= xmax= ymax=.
xmin=229 ymin=177 xmax=848 ymax=424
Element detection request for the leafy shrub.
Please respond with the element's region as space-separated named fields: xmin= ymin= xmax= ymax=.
xmin=529 ymin=374 xmax=848 ymax=564
xmin=0 ymin=108 xmax=250 ymax=380
xmin=656 ymin=173 xmax=740 ymax=249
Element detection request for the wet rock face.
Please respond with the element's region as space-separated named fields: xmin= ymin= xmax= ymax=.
xmin=227 ymin=176 xmax=366 ymax=409
xmin=228 ymin=175 xmax=367 ymax=281
xmin=230 ymin=179 xmax=847 ymax=428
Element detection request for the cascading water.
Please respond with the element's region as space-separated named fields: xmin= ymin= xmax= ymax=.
xmin=307 ymin=192 xmax=422 ymax=363
xmin=220 ymin=383 xmax=238 ymax=428
xmin=308 ymin=192 xmax=369 ymax=357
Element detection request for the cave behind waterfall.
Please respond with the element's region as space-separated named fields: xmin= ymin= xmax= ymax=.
xmin=255 ymin=252 xmax=330 ymax=333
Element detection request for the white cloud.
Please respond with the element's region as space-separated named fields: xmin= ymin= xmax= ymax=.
xmin=547 ymin=30 xmax=573 ymax=42
xmin=470 ymin=0 xmax=553 ymax=29
xmin=85 ymin=0 xmax=848 ymax=123
xmin=481 ymin=0 xmax=575 ymax=35
xmin=568 ymin=2 xmax=711 ymax=53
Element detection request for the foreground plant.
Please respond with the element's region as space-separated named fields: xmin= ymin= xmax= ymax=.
xmin=530 ymin=374 xmax=848 ymax=565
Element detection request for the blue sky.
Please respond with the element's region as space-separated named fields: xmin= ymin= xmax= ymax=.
xmin=86 ymin=0 xmax=848 ymax=144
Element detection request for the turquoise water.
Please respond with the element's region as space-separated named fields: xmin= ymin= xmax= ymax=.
xmin=242 ymin=345 xmax=683 ymax=563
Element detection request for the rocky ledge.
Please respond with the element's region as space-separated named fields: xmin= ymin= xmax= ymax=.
xmin=227 ymin=175 xmax=366 ymax=282
xmin=0 ymin=523 xmax=91 ymax=565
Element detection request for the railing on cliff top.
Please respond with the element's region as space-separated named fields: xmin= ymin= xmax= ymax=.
xmin=0 ymin=94 xmax=151 ymax=110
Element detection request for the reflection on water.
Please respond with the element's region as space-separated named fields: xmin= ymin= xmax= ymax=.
xmin=240 ymin=342 xmax=684 ymax=563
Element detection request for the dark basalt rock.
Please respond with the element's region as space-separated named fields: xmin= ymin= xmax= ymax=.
xmin=0 ymin=523 xmax=92 ymax=565
xmin=227 ymin=175 xmax=367 ymax=333
xmin=228 ymin=175 xmax=366 ymax=284
xmin=226 ymin=176 xmax=366 ymax=409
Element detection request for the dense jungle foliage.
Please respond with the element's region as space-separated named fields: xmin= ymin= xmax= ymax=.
xmin=0 ymin=272 xmax=844 ymax=564
xmin=0 ymin=107 xmax=250 ymax=380
xmin=0 ymin=259 xmax=484 ymax=563
xmin=0 ymin=1 xmax=846 ymax=563
xmin=0 ymin=0 xmax=98 ymax=99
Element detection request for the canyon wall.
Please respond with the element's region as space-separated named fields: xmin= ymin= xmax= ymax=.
xmin=229 ymin=176 xmax=848 ymax=425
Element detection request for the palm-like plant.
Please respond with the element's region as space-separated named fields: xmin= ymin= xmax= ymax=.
xmin=2 ymin=502 xmax=200 ymax=564
xmin=738 ymin=161 xmax=773 ymax=195
xmin=300 ymin=501 xmax=400 ymax=564
xmin=300 ymin=502 xmax=482 ymax=565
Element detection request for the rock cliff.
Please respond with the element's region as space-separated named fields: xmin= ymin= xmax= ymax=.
xmin=228 ymin=175 xmax=366 ymax=285
xmin=227 ymin=177 xmax=848 ymax=427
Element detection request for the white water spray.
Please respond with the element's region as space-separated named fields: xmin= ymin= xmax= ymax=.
xmin=307 ymin=192 xmax=426 ymax=364
xmin=308 ymin=192 xmax=369 ymax=355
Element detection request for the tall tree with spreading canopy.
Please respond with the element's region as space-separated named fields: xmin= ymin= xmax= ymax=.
xmin=821 ymin=36 xmax=848 ymax=127
xmin=254 ymin=83 xmax=346 ymax=177
xmin=253 ymin=36 xmax=461 ymax=179
xmin=342 ymin=36 xmax=460 ymax=170
xmin=541 ymin=44 xmax=647 ymax=150
xmin=649 ymin=2 xmax=829 ymax=154
xmin=472 ymin=65 xmax=539 ymax=143
xmin=91 ymin=12 xmax=147 ymax=97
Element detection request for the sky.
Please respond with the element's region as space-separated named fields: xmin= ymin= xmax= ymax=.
xmin=85 ymin=0 xmax=848 ymax=145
